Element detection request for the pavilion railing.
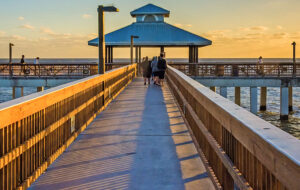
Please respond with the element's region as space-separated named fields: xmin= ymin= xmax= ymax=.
xmin=168 ymin=62 xmax=300 ymax=77
xmin=0 ymin=64 xmax=137 ymax=190
xmin=0 ymin=63 xmax=129 ymax=77
xmin=166 ymin=65 xmax=300 ymax=190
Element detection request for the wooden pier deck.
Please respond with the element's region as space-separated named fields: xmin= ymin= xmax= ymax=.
xmin=29 ymin=78 xmax=215 ymax=190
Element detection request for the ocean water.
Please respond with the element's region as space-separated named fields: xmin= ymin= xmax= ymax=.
xmin=0 ymin=58 xmax=299 ymax=138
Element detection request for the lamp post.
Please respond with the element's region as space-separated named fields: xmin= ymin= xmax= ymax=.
xmin=292 ymin=41 xmax=296 ymax=76
xmin=98 ymin=5 xmax=119 ymax=74
xmin=130 ymin=35 xmax=139 ymax=64
xmin=9 ymin=43 xmax=14 ymax=76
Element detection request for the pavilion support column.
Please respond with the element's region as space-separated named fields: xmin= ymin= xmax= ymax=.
xmin=110 ymin=47 xmax=113 ymax=63
xmin=193 ymin=46 xmax=197 ymax=63
xmin=289 ymin=87 xmax=293 ymax=112
xmin=260 ymin=87 xmax=267 ymax=111
xmin=160 ymin=46 xmax=165 ymax=54
xmin=220 ymin=87 xmax=227 ymax=98
xmin=12 ymin=87 xmax=24 ymax=99
xmin=195 ymin=46 xmax=199 ymax=63
xmin=135 ymin=46 xmax=138 ymax=63
xmin=188 ymin=46 xmax=192 ymax=63
xmin=235 ymin=87 xmax=241 ymax=106
xmin=107 ymin=46 xmax=110 ymax=63
xmin=250 ymin=87 xmax=258 ymax=114
xmin=105 ymin=46 xmax=108 ymax=63
xmin=280 ymin=87 xmax=289 ymax=120
xmin=139 ymin=46 xmax=142 ymax=64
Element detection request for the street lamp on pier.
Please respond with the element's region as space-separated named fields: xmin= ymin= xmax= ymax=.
xmin=98 ymin=5 xmax=119 ymax=74
xmin=292 ymin=41 xmax=296 ymax=76
xmin=9 ymin=43 xmax=14 ymax=76
xmin=130 ymin=35 xmax=139 ymax=65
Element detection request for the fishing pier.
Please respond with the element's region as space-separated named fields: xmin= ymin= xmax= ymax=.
xmin=0 ymin=3 xmax=299 ymax=190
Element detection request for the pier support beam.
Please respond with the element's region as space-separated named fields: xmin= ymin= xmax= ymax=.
xmin=12 ymin=87 xmax=24 ymax=99
xmin=210 ymin=86 xmax=216 ymax=92
xmin=235 ymin=87 xmax=241 ymax=106
xmin=135 ymin=46 xmax=138 ymax=63
xmin=37 ymin=86 xmax=44 ymax=92
xmin=160 ymin=46 xmax=164 ymax=54
xmin=110 ymin=47 xmax=113 ymax=63
xmin=250 ymin=87 xmax=258 ymax=114
xmin=220 ymin=87 xmax=227 ymax=98
xmin=280 ymin=87 xmax=289 ymax=120
xmin=260 ymin=87 xmax=267 ymax=111
xmin=289 ymin=87 xmax=293 ymax=112
xmin=139 ymin=47 xmax=142 ymax=64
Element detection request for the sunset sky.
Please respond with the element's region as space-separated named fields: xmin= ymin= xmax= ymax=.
xmin=0 ymin=0 xmax=300 ymax=58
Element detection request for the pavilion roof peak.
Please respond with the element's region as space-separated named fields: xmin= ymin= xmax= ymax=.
xmin=130 ymin=4 xmax=170 ymax=17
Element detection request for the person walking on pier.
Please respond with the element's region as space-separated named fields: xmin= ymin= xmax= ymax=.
xmin=34 ymin=57 xmax=40 ymax=64
xmin=151 ymin=56 xmax=159 ymax=85
xmin=157 ymin=52 xmax=167 ymax=86
xmin=20 ymin=55 xmax=25 ymax=75
xmin=257 ymin=56 xmax=264 ymax=76
xmin=141 ymin=56 xmax=152 ymax=85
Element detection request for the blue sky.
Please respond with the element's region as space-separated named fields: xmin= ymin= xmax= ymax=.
xmin=0 ymin=0 xmax=300 ymax=58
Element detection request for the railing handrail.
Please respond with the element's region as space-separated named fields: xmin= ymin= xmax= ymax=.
xmin=166 ymin=65 xmax=300 ymax=189
xmin=0 ymin=64 xmax=136 ymax=128
xmin=168 ymin=62 xmax=295 ymax=65
xmin=0 ymin=62 xmax=130 ymax=66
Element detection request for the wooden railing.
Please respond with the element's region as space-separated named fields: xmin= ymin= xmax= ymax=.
xmin=0 ymin=63 xmax=129 ymax=77
xmin=166 ymin=66 xmax=300 ymax=190
xmin=168 ymin=62 xmax=300 ymax=77
xmin=0 ymin=64 xmax=137 ymax=190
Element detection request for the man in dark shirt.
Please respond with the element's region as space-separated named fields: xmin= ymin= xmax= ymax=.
xmin=20 ymin=55 xmax=25 ymax=64
xmin=20 ymin=55 xmax=25 ymax=74
xmin=157 ymin=52 xmax=167 ymax=86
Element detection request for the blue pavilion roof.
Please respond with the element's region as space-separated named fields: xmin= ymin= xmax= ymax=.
xmin=130 ymin=4 xmax=170 ymax=17
xmin=88 ymin=4 xmax=212 ymax=47
xmin=88 ymin=22 xmax=212 ymax=47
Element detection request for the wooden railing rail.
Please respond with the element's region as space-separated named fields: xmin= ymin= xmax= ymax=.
xmin=168 ymin=62 xmax=300 ymax=77
xmin=166 ymin=66 xmax=300 ymax=190
xmin=0 ymin=64 xmax=137 ymax=190
xmin=0 ymin=63 xmax=129 ymax=77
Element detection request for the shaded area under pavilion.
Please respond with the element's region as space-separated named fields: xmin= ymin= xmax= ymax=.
xmin=88 ymin=3 xmax=212 ymax=63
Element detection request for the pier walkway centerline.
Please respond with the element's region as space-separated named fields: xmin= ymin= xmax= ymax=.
xmin=29 ymin=78 xmax=215 ymax=190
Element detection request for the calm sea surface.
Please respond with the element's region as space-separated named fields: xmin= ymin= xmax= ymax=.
xmin=1 ymin=58 xmax=299 ymax=138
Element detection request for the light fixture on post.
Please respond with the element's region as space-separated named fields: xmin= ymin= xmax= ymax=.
xmin=98 ymin=5 xmax=119 ymax=74
xmin=292 ymin=41 xmax=296 ymax=76
xmin=130 ymin=35 xmax=139 ymax=64
xmin=9 ymin=43 xmax=14 ymax=76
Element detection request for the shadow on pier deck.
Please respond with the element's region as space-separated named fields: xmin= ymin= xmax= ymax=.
xmin=29 ymin=78 xmax=214 ymax=190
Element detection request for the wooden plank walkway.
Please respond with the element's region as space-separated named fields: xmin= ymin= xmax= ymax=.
xmin=29 ymin=78 xmax=215 ymax=190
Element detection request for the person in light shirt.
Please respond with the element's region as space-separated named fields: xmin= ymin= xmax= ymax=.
xmin=34 ymin=57 xmax=40 ymax=64
xmin=257 ymin=56 xmax=264 ymax=75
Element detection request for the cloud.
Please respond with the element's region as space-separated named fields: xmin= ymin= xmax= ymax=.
xmin=20 ymin=24 xmax=35 ymax=30
xmin=40 ymin=27 xmax=56 ymax=35
xmin=82 ymin=14 xmax=92 ymax=19
xmin=18 ymin=16 xmax=25 ymax=21
xmin=0 ymin=31 xmax=5 ymax=36
xmin=276 ymin=25 xmax=283 ymax=30
xmin=239 ymin=26 xmax=269 ymax=32
xmin=174 ymin=23 xmax=193 ymax=28
xmin=12 ymin=35 xmax=26 ymax=40
xmin=174 ymin=23 xmax=183 ymax=27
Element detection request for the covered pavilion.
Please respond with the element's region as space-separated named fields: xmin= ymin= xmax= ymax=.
xmin=88 ymin=3 xmax=212 ymax=63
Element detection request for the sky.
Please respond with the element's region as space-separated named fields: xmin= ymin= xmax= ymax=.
xmin=0 ymin=0 xmax=300 ymax=58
